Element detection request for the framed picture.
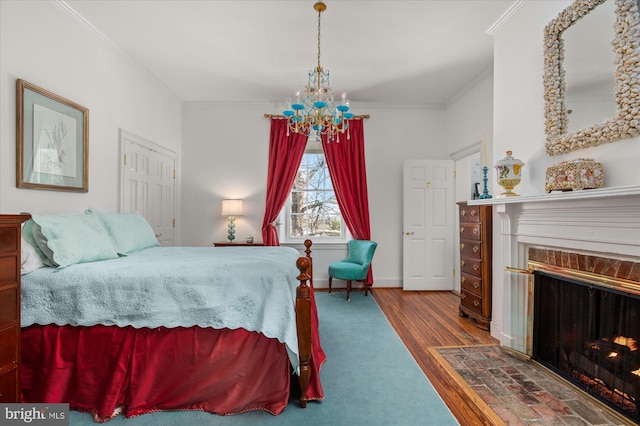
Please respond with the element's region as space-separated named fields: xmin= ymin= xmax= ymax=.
xmin=16 ymin=79 xmax=89 ymax=192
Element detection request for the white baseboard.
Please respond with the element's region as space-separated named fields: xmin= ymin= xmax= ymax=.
xmin=312 ymin=278 xmax=402 ymax=289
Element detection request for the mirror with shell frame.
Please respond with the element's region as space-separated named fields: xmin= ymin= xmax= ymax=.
xmin=543 ymin=0 xmax=640 ymax=156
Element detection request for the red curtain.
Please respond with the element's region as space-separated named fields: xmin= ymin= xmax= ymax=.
xmin=322 ymin=119 xmax=374 ymax=283
xmin=259 ymin=119 xmax=326 ymax=397
xmin=261 ymin=119 xmax=307 ymax=246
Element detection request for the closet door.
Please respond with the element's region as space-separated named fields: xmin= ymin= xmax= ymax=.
xmin=120 ymin=130 xmax=176 ymax=246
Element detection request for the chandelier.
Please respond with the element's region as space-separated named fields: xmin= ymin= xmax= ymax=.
xmin=283 ymin=1 xmax=353 ymax=141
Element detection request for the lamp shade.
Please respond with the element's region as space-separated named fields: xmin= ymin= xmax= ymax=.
xmin=221 ymin=199 xmax=243 ymax=217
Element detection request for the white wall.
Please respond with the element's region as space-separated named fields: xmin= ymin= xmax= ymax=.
xmin=444 ymin=72 xmax=495 ymax=294
xmin=0 ymin=1 xmax=182 ymax=216
xmin=489 ymin=0 xmax=640 ymax=342
xmin=446 ymin=72 xmax=495 ymax=170
xmin=181 ymin=103 xmax=449 ymax=288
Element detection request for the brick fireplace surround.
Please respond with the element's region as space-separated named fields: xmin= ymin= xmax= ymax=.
xmin=528 ymin=248 xmax=640 ymax=283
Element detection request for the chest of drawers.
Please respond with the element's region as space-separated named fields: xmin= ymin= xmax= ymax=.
xmin=0 ymin=214 xmax=30 ymax=402
xmin=457 ymin=202 xmax=491 ymax=330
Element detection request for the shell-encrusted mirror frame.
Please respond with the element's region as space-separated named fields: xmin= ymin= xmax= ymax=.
xmin=543 ymin=0 xmax=640 ymax=155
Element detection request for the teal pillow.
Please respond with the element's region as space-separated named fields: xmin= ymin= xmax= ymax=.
xmin=30 ymin=213 xmax=119 ymax=269
xmin=91 ymin=211 xmax=159 ymax=255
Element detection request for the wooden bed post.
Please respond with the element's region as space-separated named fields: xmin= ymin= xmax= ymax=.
xmin=304 ymin=239 xmax=313 ymax=287
xmin=295 ymin=240 xmax=313 ymax=408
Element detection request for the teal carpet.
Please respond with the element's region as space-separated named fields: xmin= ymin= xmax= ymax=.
xmin=69 ymin=292 xmax=458 ymax=425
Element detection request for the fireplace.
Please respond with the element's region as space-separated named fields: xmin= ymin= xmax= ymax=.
xmin=469 ymin=185 xmax=640 ymax=422
xmin=530 ymin=256 xmax=640 ymax=422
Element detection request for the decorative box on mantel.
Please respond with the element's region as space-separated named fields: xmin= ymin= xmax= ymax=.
xmin=545 ymin=158 xmax=604 ymax=193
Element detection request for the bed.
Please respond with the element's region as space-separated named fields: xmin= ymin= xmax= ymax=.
xmin=18 ymin=211 xmax=325 ymax=421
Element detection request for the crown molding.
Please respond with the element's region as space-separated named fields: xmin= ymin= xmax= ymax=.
xmin=53 ymin=0 xmax=116 ymax=48
xmin=486 ymin=0 xmax=527 ymax=36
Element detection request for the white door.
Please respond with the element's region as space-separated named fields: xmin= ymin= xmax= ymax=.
xmin=120 ymin=130 xmax=176 ymax=246
xmin=402 ymin=159 xmax=455 ymax=290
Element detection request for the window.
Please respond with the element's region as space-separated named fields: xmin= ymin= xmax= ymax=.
xmin=281 ymin=139 xmax=347 ymax=242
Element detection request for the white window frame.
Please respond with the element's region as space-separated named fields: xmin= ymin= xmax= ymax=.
xmin=279 ymin=137 xmax=350 ymax=244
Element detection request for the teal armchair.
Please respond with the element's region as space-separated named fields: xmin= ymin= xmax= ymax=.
xmin=328 ymin=240 xmax=377 ymax=301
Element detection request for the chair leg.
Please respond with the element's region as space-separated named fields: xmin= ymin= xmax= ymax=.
xmin=363 ymin=280 xmax=370 ymax=297
xmin=346 ymin=280 xmax=351 ymax=301
xmin=328 ymin=276 xmax=333 ymax=295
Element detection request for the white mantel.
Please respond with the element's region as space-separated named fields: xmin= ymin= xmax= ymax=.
xmin=467 ymin=186 xmax=640 ymax=354
xmin=469 ymin=185 xmax=640 ymax=207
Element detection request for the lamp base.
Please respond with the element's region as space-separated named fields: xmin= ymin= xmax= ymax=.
xmin=227 ymin=216 xmax=236 ymax=242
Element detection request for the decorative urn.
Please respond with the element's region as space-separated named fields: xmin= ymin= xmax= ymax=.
xmin=494 ymin=150 xmax=524 ymax=198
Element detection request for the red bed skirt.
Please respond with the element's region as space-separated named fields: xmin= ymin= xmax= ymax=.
xmin=21 ymin=324 xmax=325 ymax=421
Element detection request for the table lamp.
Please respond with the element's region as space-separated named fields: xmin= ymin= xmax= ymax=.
xmin=221 ymin=199 xmax=243 ymax=242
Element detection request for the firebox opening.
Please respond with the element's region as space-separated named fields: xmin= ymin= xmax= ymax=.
xmin=532 ymin=270 xmax=640 ymax=423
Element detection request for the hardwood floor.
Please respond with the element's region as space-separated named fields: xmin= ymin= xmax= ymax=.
xmin=372 ymin=288 xmax=502 ymax=426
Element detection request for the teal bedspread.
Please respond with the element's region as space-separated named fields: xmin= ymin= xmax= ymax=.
xmin=21 ymin=246 xmax=303 ymax=370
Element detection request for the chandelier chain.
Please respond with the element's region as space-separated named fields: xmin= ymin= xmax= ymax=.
xmin=317 ymin=6 xmax=322 ymax=71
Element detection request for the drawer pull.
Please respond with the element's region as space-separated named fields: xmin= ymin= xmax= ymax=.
xmin=461 ymin=260 xmax=465 ymax=267
xmin=473 ymin=282 xmax=479 ymax=289
xmin=461 ymin=276 xmax=466 ymax=283
xmin=472 ymin=228 xmax=478 ymax=235
xmin=470 ymin=209 xmax=477 ymax=217
xmin=473 ymin=264 xmax=479 ymax=271
xmin=460 ymin=226 xmax=465 ymax=233
xmin=461 ymin=209 xmax=467 ymax=217
xmin=473 ymin=300 xmax=480 ymax=307
xmin=461 ymin=293 xmax=466 ymax=300
xmin=460 ymin=243 xmax=465 ymax=250
xmin=473 ymin=245 xmax=479 ymax=253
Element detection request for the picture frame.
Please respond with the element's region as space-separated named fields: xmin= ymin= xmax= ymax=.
xmin=16 ymin=79 xmax=89 ymax=192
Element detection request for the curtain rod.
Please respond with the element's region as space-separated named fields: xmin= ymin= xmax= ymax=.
xmin=264 ymin=113 xmax=370 ymax=119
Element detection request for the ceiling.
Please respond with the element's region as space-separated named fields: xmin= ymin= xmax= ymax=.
xmin=63 ymin=0 xmax=516 ymax=109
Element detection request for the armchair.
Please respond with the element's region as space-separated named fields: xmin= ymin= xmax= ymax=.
xmin=328 ymin=240 xmax=377 ymax=301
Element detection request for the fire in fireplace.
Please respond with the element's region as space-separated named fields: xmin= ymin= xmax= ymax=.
xmin=532 ymin=270 xmax=640 ymax=423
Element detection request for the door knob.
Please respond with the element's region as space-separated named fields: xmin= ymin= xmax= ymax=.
xmin=404 ymin=231 xmax=414 ymax=235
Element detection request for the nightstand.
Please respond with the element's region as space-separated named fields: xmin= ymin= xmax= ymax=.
xmin=214 ymin=242 xmax=264 ymax=247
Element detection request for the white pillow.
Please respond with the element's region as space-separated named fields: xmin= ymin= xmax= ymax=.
xmin=21 ymin=238 xmax=45 ymax=275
